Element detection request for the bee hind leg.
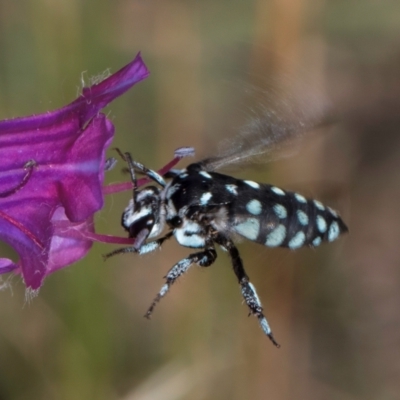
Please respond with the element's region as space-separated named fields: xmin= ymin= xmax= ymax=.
xmin=216 ymin=234 xmax=280 ymax=348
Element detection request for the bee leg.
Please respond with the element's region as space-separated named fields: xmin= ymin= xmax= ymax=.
xmin=216 ymin=235 xmax=280 ymax=348
xmin=103 ymin=231 xmax=174 ymax=260
xmin=144 ymin=245 xmax=217 ymax=318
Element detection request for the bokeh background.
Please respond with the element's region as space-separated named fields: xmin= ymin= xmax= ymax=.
xmin=1 ymin=1 xmax=400 ymax=399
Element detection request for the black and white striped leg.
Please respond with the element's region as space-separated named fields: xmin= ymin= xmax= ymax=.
xmin=145 ymin=246 xmax=217 ymax=318
xmin=216 ymin=235 xmax=280 ymax=348
xmin=103 ymin=231 xmax=174 ymax=260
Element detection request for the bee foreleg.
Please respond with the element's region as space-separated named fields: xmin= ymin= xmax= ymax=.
xmin=103 ymin=231 xmax=174 ymax=260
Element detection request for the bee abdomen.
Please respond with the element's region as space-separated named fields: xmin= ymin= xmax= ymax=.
xmin=262 ymin=189 xmax=348 ymax=250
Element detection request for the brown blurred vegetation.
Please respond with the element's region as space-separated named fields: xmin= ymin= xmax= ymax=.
xmin=1 ymin=0 xmax=400 ymax=399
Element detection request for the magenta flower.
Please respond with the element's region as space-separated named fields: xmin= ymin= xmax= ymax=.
xmin=0 ymin=54 xmax=150 ymax=292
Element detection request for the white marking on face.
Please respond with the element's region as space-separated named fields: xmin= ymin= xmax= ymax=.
xmin=328 ymin=221 xmax=340 ymax=242
xmin=179 ymin=173 xmax=188 ymax=179
xmin=288 ymin=231 xmax=306 ymax=249
xmin=316 ymin=215 xmax=327 ymax=233
xmin=200 ymin=192 xmax=212 ymax=205
xmin=244 ymin=180 xmax=260 ymax=189
xmin=246 ymin=199 xmax=262 ymax=215
xmin=314 ymin=200 xmax=325 ymax=211
xmin=312 ymin=237 xmax=322 ymax=247
xmin=294 ymin=193 xmax=307 ymax=203
xmin=123 ymin=204 xmax=151 ymax=227
xmin=271 ymin=186 xmax=285 ymax=196
xmin=273 ymin=204 xmax=287 ymax=219
xmin=297 ymin=210 xmax=309 ymax=225
xmin=265 ymin=224 xmax=286 ymax=247
xmin=199 ymin=171 xmax=212 ymax=179
xmin=225 ymin=184 xmax=238 ymax=195
xmin=234 ymin=218 xmax=260 ymax=240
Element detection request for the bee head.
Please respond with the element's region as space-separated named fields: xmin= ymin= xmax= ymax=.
xmin=121 ymin=186 xmax=163 ymax=248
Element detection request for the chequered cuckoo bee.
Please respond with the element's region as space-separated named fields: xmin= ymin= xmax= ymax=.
xmin=105 ymin=77 xmax=349 ymax=347
xmin=105 ymin=142 xmax=348 ymax=347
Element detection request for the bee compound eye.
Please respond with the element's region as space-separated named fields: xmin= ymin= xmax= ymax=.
xmin=169 ymin=216 xmax=182 ymax=227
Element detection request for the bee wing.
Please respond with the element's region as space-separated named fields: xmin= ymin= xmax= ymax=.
xmin=199 ymin=78 xmax=330 ymax=172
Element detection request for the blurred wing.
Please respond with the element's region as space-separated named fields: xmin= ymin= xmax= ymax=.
xmin=199 ymin=78 xmax=330 ymax=172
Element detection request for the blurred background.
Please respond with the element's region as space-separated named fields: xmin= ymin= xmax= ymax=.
xmin=1 ymin=0 xmax=400 ymax=399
